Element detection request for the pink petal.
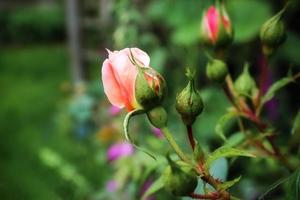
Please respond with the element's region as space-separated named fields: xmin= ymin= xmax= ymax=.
xmin=102 ymin=59 xmax=126 ymax=108
xmin=109 ymin=49 xmax=138 ymax=110
xmin=130 ymin=47 xmax=150 ymax=67
xmin=206 ymin=6 xmax=219 ymax=43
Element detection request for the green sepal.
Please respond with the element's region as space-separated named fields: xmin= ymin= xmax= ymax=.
xmin=123 ymin=109 xmax=156 ymax=160
xmin=162 ymin=155 xmax=198 ymax=196
xmin=147 ymin=106 xmax=168 ymax=128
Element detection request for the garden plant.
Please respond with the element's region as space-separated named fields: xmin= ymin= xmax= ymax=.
xmin=101 ymin=1 xmax=300 ymax=199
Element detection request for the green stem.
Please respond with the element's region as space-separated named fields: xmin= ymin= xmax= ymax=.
xmin=160 ymin=127 xmax=190 ymax=163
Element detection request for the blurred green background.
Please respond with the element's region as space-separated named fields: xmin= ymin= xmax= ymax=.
xmin=0 ymin=0 xmax=300 ymax=199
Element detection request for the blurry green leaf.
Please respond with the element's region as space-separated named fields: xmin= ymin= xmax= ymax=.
xmin=259 ymin=176 xmax=289 ymax=200
xmin=261 ymin=77 xmax=294 ymax=105
xmin=219 ymin=176 xmax=241 ymax=190
xmin=292 ymin=111 xmax=300 ymax=135
xmin=141 ymin=176 xmax=164 ymax=200
xmin=286 ymin=170 xmax=300 ymax=200
xmin=279 ymin=32 xmax=300 ymax=65
xmin=224 ymin=132 xmax=245 ymax=147
xmin=150 ymin=48 xmax=168 ymax=73
xmin=227 ymin=0 xmax=271 ymax=42
xmin=215 ymin=111 xmax=238 ymax=141
xmin=171 ymin=22 xmax=199 ymax=46
xmin=195 ymin=87 xmax=230 ymax=141
xmin=204 ymin=147 xmax=255 ymax=171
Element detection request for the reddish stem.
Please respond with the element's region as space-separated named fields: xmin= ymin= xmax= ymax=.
xmin=186 ymin=125 xmax=195 ymax=151
xmin=258 ymin=53 xmax=269 ymax=101
xmin=222 ymin=85 xmax=235 ymax=106
xmin=189 ymin=193 xmax=219 ymax=200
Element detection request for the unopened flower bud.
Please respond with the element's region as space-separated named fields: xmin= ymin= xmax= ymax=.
xmin=234 ymin=63 xmax=257 ymax=97
xmin=200 ymin=0 xmax=233 ymax=48
xmin=260 ymin=7 xmax=287 ymax=56
xmin=162 ymin=156 xmax=198 ymax=196
xmin=135 ymin=66 xmax=167 ymax=111
xmin=176 ymin=69 xmax=204 ymax=125
xmin=147 ymin=106 xmax=168 ymax=128
xmin=206 ymin=58 xmax=228 ymax=83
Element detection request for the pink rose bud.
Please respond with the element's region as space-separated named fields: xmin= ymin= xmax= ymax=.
xmin=200 ymin=1 xmax=233 ymax=48
xmin=101 ymin=48 xmax=166 ymax=111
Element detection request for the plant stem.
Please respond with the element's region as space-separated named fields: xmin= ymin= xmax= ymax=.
xmin=186 ymin=125 xmax=195 ymax=151
xmin=222 ymin=73 xmax=295 ymax=171
xmin=200 ymin=172 xmax=230 ymax=200
xmin=255 ymin=53 xmax=269 ymax=110
xmin=189 ymin=192 xmax=218 ymax=200
xmin=244 ymin=113 xmax=296 ymax=172
xmin=160 ymin=127 xmax=190 ymax=163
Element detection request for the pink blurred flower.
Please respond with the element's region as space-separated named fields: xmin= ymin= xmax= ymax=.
xmin=108 ymin=105 xmax=122 ymax=116
xmin=107 ymin=142 xmax=134 ymax=162
xmin=106 ymin=180 xmax=119 ymax=192
xmin=200 ymin=2 xmax=232 ymax=46
xmin=101 ymin=48 xmax=150 ymax=111
xmin=151 ymin=127 xmax=163 ymax=139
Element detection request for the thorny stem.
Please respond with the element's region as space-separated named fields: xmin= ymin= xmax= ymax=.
xmin=186 ymin=125 xmax=196 ymax=151
xmin=199 ymin=172 xmax=231 ymax=200
xmin=244 ymin=113 xmax=295 ymax=172
xmin=255 ymin=52 xmax=269 ymax=110
xmin=189 ymin=192 xmax=219 ymax=200
xmin=223 ymin=69 xmax=296 ymax=172
xmin=161 ymin=126 xmax=233 ymax=199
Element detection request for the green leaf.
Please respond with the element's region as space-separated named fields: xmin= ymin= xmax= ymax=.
xmin=204 ymin=147 xmax=255 ymax=171
xmin=286 ymin=170 xmax=300 ymax=200
xmin=215 ymin=112 xmax=238 ymax=141
xmin=224 ymin=132 xmax=245 ymax=148
xmin=258 ymin=176 xmax=289 ymax=200
xmin=292 ymin=111 xmax=300 ymax=135
xmin=141 ymin=176 xmax=164 ymax=200
xmin=261 ymin=77 xmax=294 ymax=105
xmin=219 ymin=176 xmax=241 ymax=191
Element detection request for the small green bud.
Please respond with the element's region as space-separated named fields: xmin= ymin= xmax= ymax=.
xmin=260 ymin=8 xmax=287 ymax=56
xmin=206 ymin=58 xmax=228 ymax=83
xmin=135 ymin=67 xmax=167 ymax=110
xmin=147 ymin=106 xmax=168 ymax=128
xmin=162 ymin=157 xmax=198 ymax=196
xmin=176 ymin=70 xmax=204 ymax=125
xmin=234 ymin=63 xmax=257 ymax=97
xmin=292 ymin=111 xmax=300 ymax=135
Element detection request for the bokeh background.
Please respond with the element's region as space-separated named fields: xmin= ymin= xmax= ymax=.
xmin=0 ymin=0 xmax=300 ymax=199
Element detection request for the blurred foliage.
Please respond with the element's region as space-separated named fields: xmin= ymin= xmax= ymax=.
xmin=0 ymin=5 xmax=65 ymax=44
xmin=1 ymin=0 xmax=300 ymax=200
